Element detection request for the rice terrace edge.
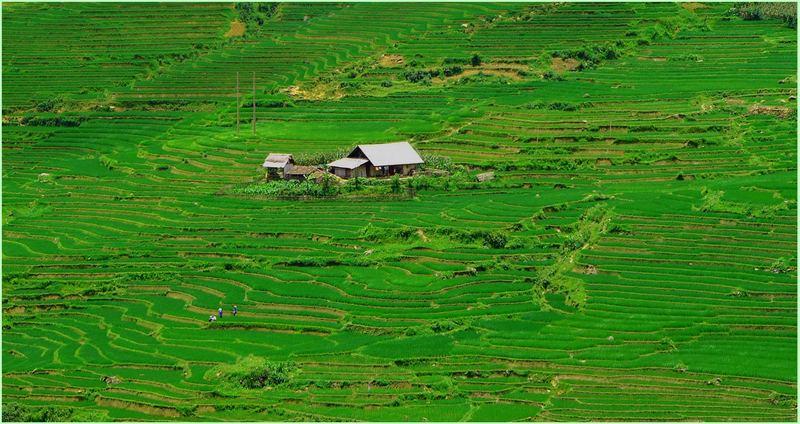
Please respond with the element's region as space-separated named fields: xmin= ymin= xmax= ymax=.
xmin=1 ymin=1 xmax=797 ymax=422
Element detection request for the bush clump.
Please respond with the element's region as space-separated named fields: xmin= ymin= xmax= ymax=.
xmin=359 ymin=224 xmax=511 ymax=249
xmin=19 ymin=116 xmax=83 ymax=127
xmin=1 ymin=403 xmax=103 ymax=422
xmin=470 ymin=53 xmax=482 ymax=66
xmin=236 ymin=2 xmax=279 ymax=31
xmin=552 ymin=40 xmax=626 ymax=70
xmin=402 ymin=69 xmax=440 ymax=84
xmin=525 ymin=101 xmax=592 ymax=111
xmin=768 ymin=257 xmax=796 ymax=274
xmin=541 ymin=70 xmax=565 ymax=81
xmin=233 ymin=179 xmax=337 ymax=197
xmin=733 ymin=2 xmax=797 ymax=28
xmin=35 ymin=97 xmax=64 ymax=112
xmin=442 ymin=65 xmax=464 ymax=77
xmin=210 ymin=356 xmax=296 ymax=389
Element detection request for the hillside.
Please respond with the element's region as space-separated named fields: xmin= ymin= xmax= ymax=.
xmin=2 ymin=2 xmax=797 ymax=421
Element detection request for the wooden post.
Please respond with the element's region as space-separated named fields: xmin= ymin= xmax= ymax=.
xmin=236 ymin=72 xmax=240 ymax=136
xmin=252 ymin=72 xmax=256 ymax=135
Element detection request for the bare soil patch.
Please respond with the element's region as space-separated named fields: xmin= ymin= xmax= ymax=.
xmin=551 ymin=57 xmax=580 ymax=72
xmin=749 ymin=104 xmax=793 ymax=118
xmin=450 ymin=69 xmax=523 ymax=81
xmin=95 ymin=397 xmax=181 ymax=418
xmin=281 ymin=84 xmax=344 ymax=101
xmin=5 ymin=306 xmax=25 ymax=315
xmin=224 ymin=20 xmax=245 ymax=37
xmin=682 ymin=2 xmax=709 ymax=11
xmin=378 ymin=54 xmax=404 ymax=67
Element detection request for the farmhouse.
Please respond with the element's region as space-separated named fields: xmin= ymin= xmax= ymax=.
xmin=328 ymin=142 xmax=424 ymax=179
xmin=262 ymin=153 xmax=294 ymax=179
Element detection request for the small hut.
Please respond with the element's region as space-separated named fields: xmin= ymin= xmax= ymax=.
xmin=327 ymin=158 xmax=369 ymax=179
xmin=262 ymin=153 xmax=294 ymax=179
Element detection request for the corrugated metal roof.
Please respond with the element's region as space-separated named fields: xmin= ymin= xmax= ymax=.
xmin=353 ymin=142 xmax=424 ymax=167
xmin=328 ymin=158 xmax=369 ymax=169
xmin=263 ymin=153 xmax=293 ymax=168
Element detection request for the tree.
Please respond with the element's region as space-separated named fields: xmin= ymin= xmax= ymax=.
xmin=390 ymin=175 xmax=401 ymax=194
xmin=320 ymin=173 xmax=336 ymax=196
xmin=470 ymin=53 xmax=482 ymax=67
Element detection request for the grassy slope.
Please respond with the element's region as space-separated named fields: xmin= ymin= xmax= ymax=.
xmin=2 ymin=2 xmax=797 ymax=421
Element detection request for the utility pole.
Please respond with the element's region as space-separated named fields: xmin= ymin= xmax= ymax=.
xmin=252 ymin=72 xmax=256 ymax=135
xmin=236 ymin=72 xmax=240 ymax=136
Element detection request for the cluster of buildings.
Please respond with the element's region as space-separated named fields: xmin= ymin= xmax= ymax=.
xmin=262 ymin=141 xmax=424 ymax=181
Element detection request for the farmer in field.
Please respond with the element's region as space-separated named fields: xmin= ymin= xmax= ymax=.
xmin=208 ymin=315 xmax=215 ymax=322
xmin=218 ymin=307 xmax=223 ymax=318
xmin=233 ymin=305 xmax=238 ymax=316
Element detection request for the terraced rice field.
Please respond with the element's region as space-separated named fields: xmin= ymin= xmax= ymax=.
xmin=2 ymin=2 xmax=797 ymax=421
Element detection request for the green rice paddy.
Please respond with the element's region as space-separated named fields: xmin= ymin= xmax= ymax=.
xmin=2 ymin=2 xmax=797 ymax=421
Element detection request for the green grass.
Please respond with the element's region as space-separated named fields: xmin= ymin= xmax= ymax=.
xmin=2 ymin=2 xmax=797 ymax=421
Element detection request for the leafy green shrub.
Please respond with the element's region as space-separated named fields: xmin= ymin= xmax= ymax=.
xmin=525 ymin=101 xmax=591 ymax=111
xmin=340 ymin=80 xmax=362 ymax=90
xmin=442 ymin=65 xmax=463 ymax=77
xmin=443 ymin=57 xmax=469 ymax=65
xmin=19 ymin=116 xmax=83 ymax=127
xmin=209 ymin=356 xmax=296 ymax=389
xmin=483 ymin=231 xmax=508 ymax=248
xmin=99 ymin=155 xmax=118 ymax=171
xmin=431 ymin=320 xmax=462 ymax=333
xmin=419 ymin=154 xmax=460 ymax=172
xmin=236 ymin=2 xmax=279 ymax=31
xmin=470 ymin=53 xmax=482 ymax=66
xmin=3 ymin=404 xmax=77 ymax=422
xmin=562 ymin=236 xmax=585 ymax=252
xmin=257 ymin=100 xmax=293 ymax=108
xmin=658 ymin=337 xmax=678 ymax=352
xmin=673 ymin=53 xmax=703 ymax=62
xmin=402 ymin=69 xmax=440 ymax=83
xmin=390 ymin=175 xmax=402 ymax=194
xmin=176 ymin=406 xmax=198 ymax=418
xmin=35 ymin=97 xmax=63 ymax=112
xmin=541 ymin=70 xmax=564 ymax=81
xmin=359 ymin=223 xmax=417 ymax=241
xmin=233 ymin=179 xmax=337 ymax=197
xmin=294 ymin=147 xmax=351 ymax=166
xmin=770 ymin=392 xmax=798 ymax=407
xmin=552 ymin=40 xmax=627 ymax=70
xmin=769 ymin=257 xmax=796 ymax=274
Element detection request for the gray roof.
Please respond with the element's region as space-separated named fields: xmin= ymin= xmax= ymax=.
xmin=263 ymin=153 xmax=293 ymax=168
xmin=352 ymin=142 xmax=423 ymax=167
xmin=328 ymin=157 xmax=369 ymax=169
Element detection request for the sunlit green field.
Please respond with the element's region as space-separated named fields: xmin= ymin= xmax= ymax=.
xmin=2 ymin=2 xmax=797 ymax=421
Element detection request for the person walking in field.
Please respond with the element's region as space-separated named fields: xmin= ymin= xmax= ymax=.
xmin=233 ymin=305 xmax=238 ymax=316
xmin=218 ymin=307 xmax=223 ymax=318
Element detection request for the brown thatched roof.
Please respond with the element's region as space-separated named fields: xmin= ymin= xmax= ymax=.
xmin=285 ymin=165 xmax=319 ymax=175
